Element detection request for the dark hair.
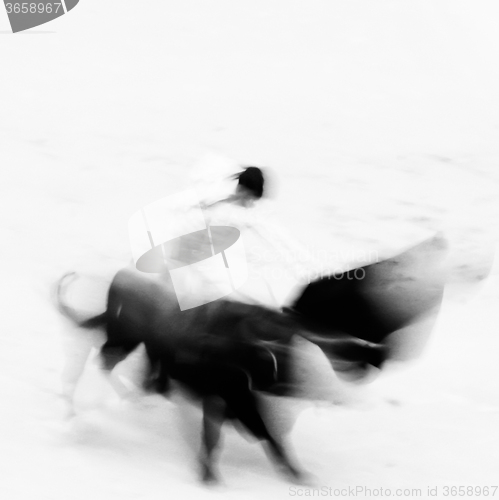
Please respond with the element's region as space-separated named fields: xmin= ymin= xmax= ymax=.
xmin=236 ymin=166 xmax=265 ymax=199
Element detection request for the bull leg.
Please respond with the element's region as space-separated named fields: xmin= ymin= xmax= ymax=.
xmin=241 ymin=403 xmax=304 ymax=481
xmin=222 ymin=376 xmax=306 ymax=482
xmin=199 ymin=395 xmax=226 ymax=484
xmin=61 ymin=339 xmax=93 ymax=418
xmin=60 ymin=326 xmax=101 ymax=418
xmin=99 ymin=339 xmax=140 ymax=400
xmin=143 ymin=345 xmax=170 ymax=394
xmin=262 ymin=435 xmax=304 ymax=482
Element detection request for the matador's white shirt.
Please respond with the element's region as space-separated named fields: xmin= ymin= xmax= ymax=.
xmin=202 ymin=200 xmax=313 ymax=306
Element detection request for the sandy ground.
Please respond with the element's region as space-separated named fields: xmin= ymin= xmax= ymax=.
xmin=1 ymin=1 xmax=499 ymax=498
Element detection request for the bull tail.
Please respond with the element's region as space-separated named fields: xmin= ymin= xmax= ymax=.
xmin=55 ymin=272 xmax=107 ymax=329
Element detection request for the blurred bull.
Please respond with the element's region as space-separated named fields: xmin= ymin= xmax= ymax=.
xmin=56 ymin=234 xmax=446 ymax=483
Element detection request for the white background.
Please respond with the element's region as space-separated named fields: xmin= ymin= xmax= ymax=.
xmin=0 ymin=1 xmax=498 ymax=498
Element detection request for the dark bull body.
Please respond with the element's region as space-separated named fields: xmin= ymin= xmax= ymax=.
xmin=58 ymin=267 xmax=386 ymax=483
xmin=57 ymin=235 xmax=445 ymax=483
